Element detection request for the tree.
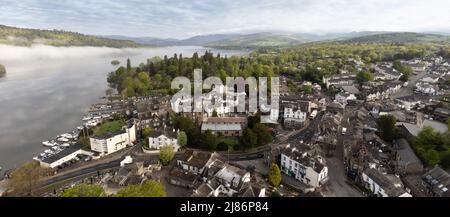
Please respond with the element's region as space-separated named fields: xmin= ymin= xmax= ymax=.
xmin=302 ymin=85 xmax=313 ymax=94
xmin=377 ymin=115 xmax=398 ymax=141
xmin=111 ymin=60 xmax=120 ymax=67
xmin=159 ymin=145 xmax=174 ymax=166
xmin=177 ymin=131 xmax=187 ymax=148
xmin=115 ymin=180 xmax=166 ymax=197
xmin=425 ymin=149 xmax=440 ymax=166
xmin=356 ymin=71 xmax=374 ymax=84
xmin=268 ymin=163 xmax=282 ymax=187
xmin=240 ymin=128 xmax=257 ymax=149
xmin=126 ymin=58 xmax=131 ymax=71
xmin=142 ymin=127 xmax=154 ymax=139
xmin=8 ymin=161 xmax=50 ymax=196
xmin=61 ymin=184 xmax=105 ymax=197
xmin=0 ymin=64 xmax=6 ymax=77
xmin=253 ymin=123 xmax=273 ymax=146
xmin=200 ymin=130 xmax=218 ymax=150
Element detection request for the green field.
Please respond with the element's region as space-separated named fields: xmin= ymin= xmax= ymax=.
xmin=93 ymin=120 xmax=125 ymax=136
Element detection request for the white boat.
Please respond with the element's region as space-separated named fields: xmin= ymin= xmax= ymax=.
xmin=93 ymin=116 xmax=102 ymax=120
xmin=82 ymin=116 xmax=92 ymax=121
xmin=57 ymin=137 xmax=69 ymax=142
xmin=76 ymin=126 xmax=84 ymax=131
xmin=42 ymin=141 xmax=57 ymax=147
xmin=61 ymin=143 xmax=71 ymax=147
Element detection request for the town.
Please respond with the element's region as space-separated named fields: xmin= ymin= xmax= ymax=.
xmin=1 ymin=47 xmax=449 ymax=198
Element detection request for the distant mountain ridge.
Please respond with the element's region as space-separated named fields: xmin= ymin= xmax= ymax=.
xmin=340 ymin=32 xmax=450 ymax=44
xmin=103 ymin=31 xmax=450 ymax=48
xmin=0 ymin=25 xmax=142 ymax=48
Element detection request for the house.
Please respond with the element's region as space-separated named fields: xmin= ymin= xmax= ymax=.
xmin=420 ymin=74 xmax=440 ymax=84
xmin=279 ymin=144 xmax=328 ymax=188
xmin=167 ymin=167 xmax=199 ymax=189
xmin=89 ymin=121 xmax=137 ymax=155
xmin=323 ymin=73 xmax=357 ymax=89
xmin=148 ymin=131 xmax=179 ymax=151
xmin=373 ymin=64 xmax=402 ymax=81
xmin=201 ymin=117 xmax=247 ymax=136
xmin=334 ymin=92 xmax=357 ymax=106
xmin=361 ymin=168 xmax=412 ymax=197
xmin=421 ymin=166 xmax=450 ymax=197
xmin=192 ymin=159 xmax=253 ymax=197
xmin=176 ymin=150 xmax=213 ymax=175
xmin=394 ymin=139 xmax=424 ymax=174
xmin=283 ymin=107 xmax=307 ymax=129
xmin=401 ymin=119 xmax=448 ymax=139
xmin=433 ymin=107 xmax=450 ymax=122
xmin=395 ymin=95 xmax=422 ymax=110
xmin=415 ymin=82 xmax=437 ymax=95
xmin=361 ymin=82 xmax=402 ymax=101
xmin=33 ymin=143 xmax=93 ymax=168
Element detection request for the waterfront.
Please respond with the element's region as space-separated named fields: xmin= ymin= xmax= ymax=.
xmin=0 ymin=45 xmax=247 ymax=174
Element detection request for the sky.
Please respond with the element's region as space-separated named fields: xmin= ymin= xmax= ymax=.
xmin=0 ymin=0 xmax=449 ymax=39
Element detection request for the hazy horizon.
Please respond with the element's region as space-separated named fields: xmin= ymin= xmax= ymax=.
xmin=1 ymin=0 xmax=450 ymax=39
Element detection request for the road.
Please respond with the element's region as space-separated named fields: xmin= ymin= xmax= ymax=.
xmin=392 ymin=70 xmax=427 ymax=99
xmin=321 ymin=108 xmax=363 ymax=197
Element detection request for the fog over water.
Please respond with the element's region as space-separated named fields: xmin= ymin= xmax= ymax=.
xmin=0 ymin=45 xmax=247 ymax=173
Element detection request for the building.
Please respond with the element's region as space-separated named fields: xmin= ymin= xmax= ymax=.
xmin=433 ymin=107 xmax=450 ymax=122
xmin=361 ymin=168 xmax=412 ymax=197
xmin=192 ymin=158 xmax=255 ymax=197
xmin=401 ymin=119 xmax=448 ymax=139
xmin=283 ymin=107 xmax=307 ymax=129
xmin=394 ymin=139 xmax=424 ymax=174
xmin=415 ymin=82 xmax=437 ymax=95
xmin=176 ymin=150 xmax=213 ymax=175
xmin=323 ymin=73 xmax=357 ymax=89
xmin=420 ymin=74 xmax=440 ymax=84
xmin=89 ymin=121 xmax=137 ymax=155
xmin=421 ymin=166 xmax=450 ymax=197
xmin=279 ymin=144 xmax=328 ymax=188
xmin=147 ymin=131 xmax=179 ymax=151
xmin=34 ymin=144 xmax=93 ymax=168
xmin=201 ymin=117 xmax=247 ymax=136
xmin=334 ymin=92 xmax=357 ymax=106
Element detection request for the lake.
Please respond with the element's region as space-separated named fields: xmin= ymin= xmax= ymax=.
xmin=0 ymin=45 xmax=247 ymax=174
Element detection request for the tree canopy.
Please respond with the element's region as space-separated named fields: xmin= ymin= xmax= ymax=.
xmin=268 ymin=163 xmax=282 ymax=187
xmin=115 ymin=181 xmax=166 ymax=197
xmin=159 ymin=145 xmax=175 ymax=165
xmin=61 ymin=184 xmax=105 ymax=197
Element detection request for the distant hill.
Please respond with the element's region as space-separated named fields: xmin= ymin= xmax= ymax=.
xmin=341 ymin=32 xmax=450 ymax=44
xmin=0 ymin=25 xmax=142 ymax=48
xmin=206 ymin=33 xmax=311 ymax=48
xmin=102 ymin=34 xmax=240 ymax=46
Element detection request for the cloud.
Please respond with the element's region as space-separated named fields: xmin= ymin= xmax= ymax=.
xmin=0 ymin=44 xmax=137 ymax=61
xmin=0 ymin=0 xmax=449 ymax=38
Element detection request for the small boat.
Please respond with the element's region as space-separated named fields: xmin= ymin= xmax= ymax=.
xmin=76 ymin=126 xmax=84 ymax=131
xmin=61 ymin=143 xmax=70 ymax=147
xmin=57 ymin=137 xmax=69 ymax=142
xmin=82 ymin=116 xmax=92 ymax=121
xmin=42 ymin=141 xmax=57 ymax=147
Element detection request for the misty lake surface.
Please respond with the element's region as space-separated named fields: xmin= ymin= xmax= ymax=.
xmin=0 ymin=45 xmax=247 ymax=173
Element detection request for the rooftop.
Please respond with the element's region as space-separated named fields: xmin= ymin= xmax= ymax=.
xmin=40 ymin=143 xmax=83 ymax=164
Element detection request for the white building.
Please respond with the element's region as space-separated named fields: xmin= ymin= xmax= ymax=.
xmin=362 ymin=168 xmax=412 ymax=197
xmin=280 ymin=145 xmax=328 ymax=188
xmin=415 ymin=82 xmax=437 ymax=95
xmin=90 ymin=121 xmax=137 ymax=156
xmin=34 ymin=144 xmax=93 ymax=168
xmin=284 ymin=107 xmax=307 ymax=128
xmin=148 ymin=131 xmax=179 ymax=151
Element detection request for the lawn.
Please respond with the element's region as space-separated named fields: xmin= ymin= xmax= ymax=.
xmin=93 ymin=120 xmax=125 ymax=136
